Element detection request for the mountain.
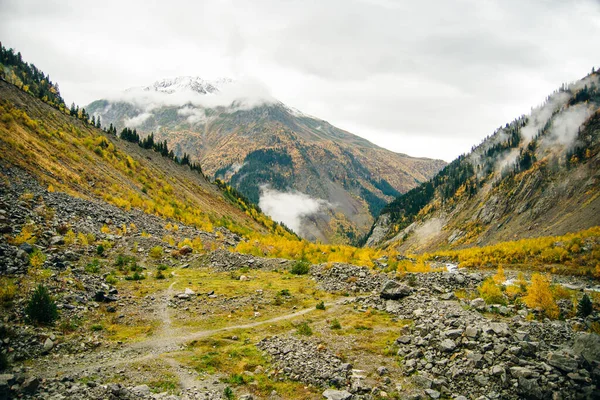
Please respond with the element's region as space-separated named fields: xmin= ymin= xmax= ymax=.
xmin=87 ymin=78 xmax=446 ymax=243
xmin=366 ymin=71 xmax=600 ymax=252
xmin=0 ymin=77 xmax=296 ymax=242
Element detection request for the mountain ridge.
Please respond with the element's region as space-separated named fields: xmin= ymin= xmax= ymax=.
xmin=365 ymin=70 xmax=600 ymax=252
xmin=88 ymin=78 xmax=446 ymax=243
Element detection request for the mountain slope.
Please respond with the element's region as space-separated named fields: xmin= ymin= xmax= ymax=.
xmin=0 ymin=78 xmax=294 ymax=240
xmin=366 ymin=71 xmax=600 ymax=252
xmin=87 ymin=78 xmax=445 ymax=243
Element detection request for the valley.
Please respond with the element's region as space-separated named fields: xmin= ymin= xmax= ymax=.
xmin=0 ymin=43 xmax=599 ymax=400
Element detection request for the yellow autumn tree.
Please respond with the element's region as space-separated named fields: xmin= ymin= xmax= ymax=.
xmin=493 ymin=265 xmax=506 ymax=284
xmin=523 ymin=273 xmax=559 ymax=319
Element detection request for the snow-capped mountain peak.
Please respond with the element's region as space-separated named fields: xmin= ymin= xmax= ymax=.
xmin=127 ymin=76 xmax=234 ymax=95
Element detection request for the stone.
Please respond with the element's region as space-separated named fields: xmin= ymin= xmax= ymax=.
xmin=184 ymin=288 xmax=195 ymax=295
xmin=377 ymin=366 xmax=388 ymax=376
xmin=397 ymin=335 xmax=412 ymax=344
xmin=439 ymin=339 xmax=456 ymax=352
xmin=510 ymin=367 xmax=532 ymax=378
xmin=425 ymin=389 xmax=441 ymax=399
xmin=178 ymin=245 xmax=193 ymax=255
xmin=19 ymin=242 xmax=34 ymax=254
xmin=470 ymin=298 xmax=486 ymax=310
xmin=518 ymin=376 xmax=542 ymax=399
xmin=132 ymin=385 xmax=151 ymax=396
xmin=21 ymin=376 xmax=39 ymax=393
xmin=43 ymin=337 xmax=54 ymax=352
xmin=50 ymin=236 xmax=65 ymax=246
xmin=465 ymin=326 xmax=479 ymax=338
xmin=547 ymin=352 xmax=579 ymax=373
xmin=440 ymin=292 xmax=455 ymax=300
xmin=413 ymin=375 xmax=433 ymax=389
xmin=572 ymin=333 xmax=600 ymax=364
xmin=380 ymin=280 xmax=413 ymax=300
xmin=322 ymin=389 xmax=353 ymax=400
xmin=445 ymin=329 xmax=463 ymax=339
xmin=240 ymin=275 xmax=249 ymax=281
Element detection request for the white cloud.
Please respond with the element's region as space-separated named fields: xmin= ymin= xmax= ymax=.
xmin=124 ymin=112 xmax=152 ymax=128
xmin=0 ymin=0 xmax=598 ymax=161
xmin=258 ymin=187 xmax=331 ymax=233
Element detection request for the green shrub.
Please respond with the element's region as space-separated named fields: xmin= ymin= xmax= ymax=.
xmin=279 ymin=289 xmax=291 ymax=296
xmin=316 ymin=301 xmax=325 ymax=310
xmin=296 ymin=322 xmax=312 ymax=336
xmin=330 ymin=319 xmax=341 ymax=330
xmin=26 ymin=284 xmax=58 ymax=325
xmin=156 ymin=270 xmax=165 ymax=280
xmin=85 ymin=259 xmax=100 ymax=273
xmin=91 ymin=324 xmax=103 ymax=331
xmin=96 ymin=244 xmax=105 ymax=256
xmin=157 ymin=264 xmax=168 ymax=271
xmin=223 ymin=387 xmax=234 ymax=400
xmin=125 ymin=271 xmax=145 ymax=281
xmin=577 ymin=293 xmax=593 ymax=318
xmin=290 ymin=260 xmax=310 ymax=275
xmin=105 ymin=274 xmax=118 ymax=285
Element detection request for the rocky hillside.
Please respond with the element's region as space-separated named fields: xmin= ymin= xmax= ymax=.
xmin=366 ymin=71 xmax=600 ymax=252
xmin=0 ymin=79 xmax=297 ymax=241
xmin=87 ymin=78 xmax=445 ymax=243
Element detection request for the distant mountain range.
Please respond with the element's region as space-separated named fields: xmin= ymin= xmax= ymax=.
xmin=87 ymin=77 xmax=445 ymax=243
xmin=365 ymin=71 xmax=600 ymax=252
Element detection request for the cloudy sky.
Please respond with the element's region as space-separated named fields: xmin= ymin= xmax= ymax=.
xmin=1 ymin=0 xmax=598 ymax=161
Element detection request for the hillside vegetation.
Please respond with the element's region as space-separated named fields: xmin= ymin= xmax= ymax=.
xmin=367 ymin=70 xmax=600 ymax=252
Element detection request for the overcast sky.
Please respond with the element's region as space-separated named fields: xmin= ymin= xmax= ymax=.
xmin=1 ymin=0 xmax=598 ymax=161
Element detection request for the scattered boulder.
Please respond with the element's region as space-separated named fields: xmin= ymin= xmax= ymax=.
xmin=322 ymin=389 xmax=353 ymax=400
xmin=380 ymin=280 xmax=413 ymax=300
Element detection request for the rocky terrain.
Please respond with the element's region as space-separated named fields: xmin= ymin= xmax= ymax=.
xmin=0 ymin=165 xmax=598 ymax=400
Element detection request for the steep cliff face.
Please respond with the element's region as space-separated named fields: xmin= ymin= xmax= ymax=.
xmin=87 ymin=78 xmax=445 ymax=243
xmin=367 ymin=72 xmax=600 ymax=252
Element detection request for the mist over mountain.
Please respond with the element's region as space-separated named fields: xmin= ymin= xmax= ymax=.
xmin=366 ymin=70 xmax=600 ymax=251
xmin=88 ymin=77 xmax=446 ymax=243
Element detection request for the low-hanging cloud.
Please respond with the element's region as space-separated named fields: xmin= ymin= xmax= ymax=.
xmin=545 ymin=103 xmax=592 ymax=148
xmin=124 ymin=112 xmax=152 ymax=128
xmin=258 ymin=186 xmax=331 ymax=234
xmin=108 ymin=77 xmax=276 ymax=114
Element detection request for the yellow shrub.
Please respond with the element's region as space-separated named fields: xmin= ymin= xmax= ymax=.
xmin=101 ymin=225 xmax=111 ymax=234
xmin=478 ymin=278 xmax=505 ymax=305
xmin=47 ymin=184 xmax=55 ymax=192
xmin=524 ymin=274 xmax=559 ymax=319
xmin=493 ymin=265 xmax=506 ymax=284
xmin=178 ymin=238 xmax=193 ymax=249
xmin=64 ymin=229 xmax=76 ymax=245
xmin=29 ymin=249 xmax=46 ymax=269
xmin=12 ymin=224 xmax=36 ymax=245
xmin=505 ymin=284 xmax=523 ymax=299
xmin=149 ymin=246 xmax=163 ymax=259
xmin=77 ymin=232 xmax=89 ymax=246
xmin=0 ymin=278 xmax=17 ymax=304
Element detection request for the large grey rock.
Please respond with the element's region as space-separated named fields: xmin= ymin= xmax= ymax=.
xmin=425 ymin=388 xmax=441 ymax=399
xmin=547 ymin=352 xmax=579 ymax=373
xmin=21 ymin=376 xmax=39 ymax=393
xmin=470 ymin=298 xmax=486 ymax=310
xmin=322 ymin=389 xmax=352 ymax=400
xmin=439 ymin=339 xmax=456 ymax=352
xmin=380 ymin=280 xmax=413 ymax=300
xmin=572 ymin=332 xmax=600 ymax=364
xmin=43 ymin=337 xmax=54 ymax=352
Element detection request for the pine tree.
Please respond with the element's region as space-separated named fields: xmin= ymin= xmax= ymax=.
xmin=25 ymin=284 xmax=58 ymax=325
xmin=577 ymin=293 xmax=593 ymax=318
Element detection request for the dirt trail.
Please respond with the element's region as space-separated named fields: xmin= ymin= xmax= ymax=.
xmin=31 ymin=288 xmax=351 ymax=380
